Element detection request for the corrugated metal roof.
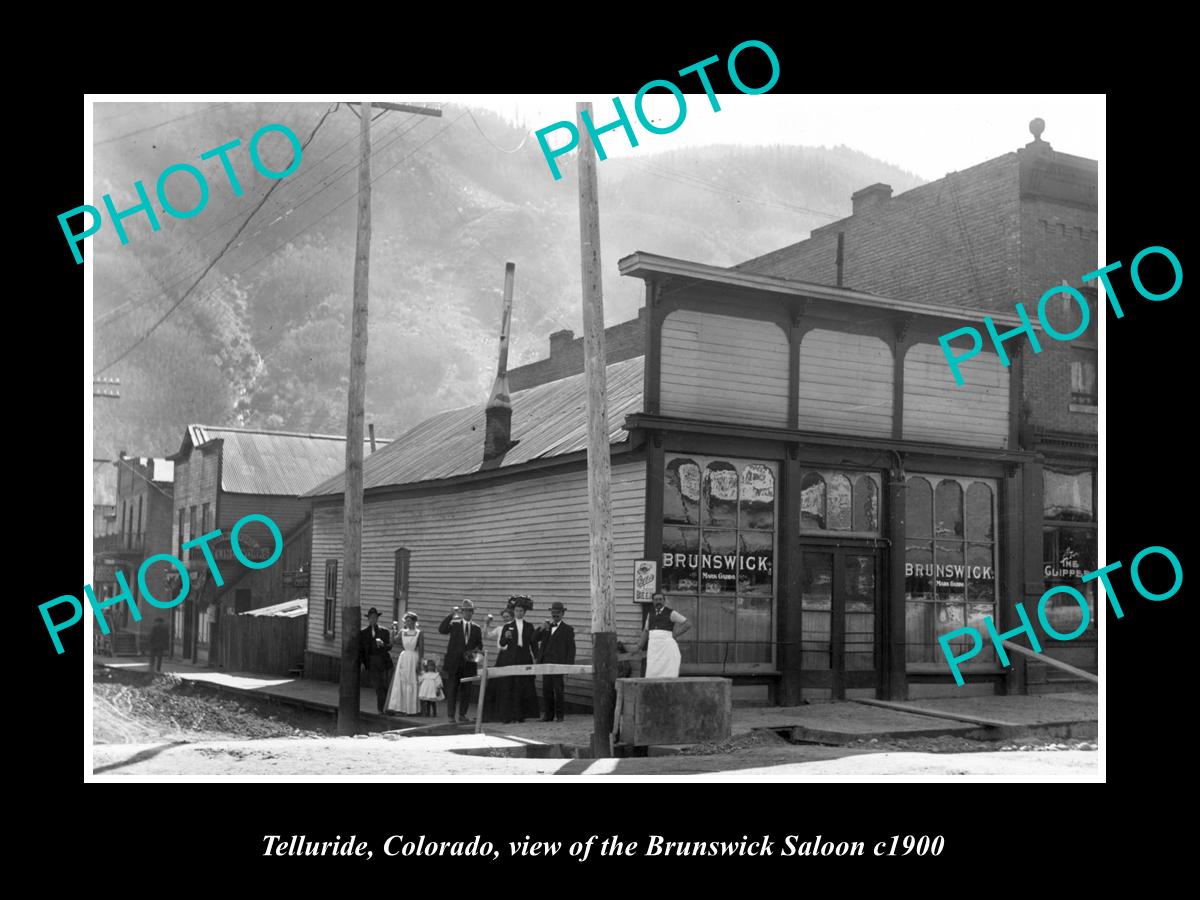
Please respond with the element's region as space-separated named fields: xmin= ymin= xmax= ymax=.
xmin=179 ymin=425 xmax=390 ymax=496
xmin=307 ymin=356 xmax=644 ymax=497
xmin=240 ymin=597 xmax=308 ymax=618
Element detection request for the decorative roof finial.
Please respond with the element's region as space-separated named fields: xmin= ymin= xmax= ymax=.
xmin=1030 ymin=117 xmax=1046 ymax=141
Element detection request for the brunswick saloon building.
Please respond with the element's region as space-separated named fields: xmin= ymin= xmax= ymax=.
xmin=305 ymin=125 xmax=1096 ymax=704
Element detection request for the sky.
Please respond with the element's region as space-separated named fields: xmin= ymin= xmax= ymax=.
xmin=447 ymin=94 xmax=1104 ymax=182
xmin=90 ymin=94 xmax=1104 ymax=184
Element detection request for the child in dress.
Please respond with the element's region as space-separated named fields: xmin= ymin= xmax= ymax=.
xmin=418 ymin=658 xmax=444 ymax=718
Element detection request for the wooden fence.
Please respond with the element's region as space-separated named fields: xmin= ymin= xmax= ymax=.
xmin=217 ymin=614 xmax=307 ymax=675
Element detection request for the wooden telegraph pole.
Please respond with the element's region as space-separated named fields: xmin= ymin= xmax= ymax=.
xmin=576 ymin=102 xmax=617 ymax=758
xmin=337 ymin=101 xmax=373 ymax=736
xmin=336 ymin=100 xmax=442 ymax=736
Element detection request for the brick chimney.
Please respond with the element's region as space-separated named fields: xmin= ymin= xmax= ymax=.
xmin=851 ymin=183 xmax=892 ymax=215
xmin=484 ymin=263 xmax=516 ymax=462
xmin=549 ymin=329 xmax=575 ymax=357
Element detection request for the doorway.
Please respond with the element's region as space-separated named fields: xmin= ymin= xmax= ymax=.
xmin=799 ymin=544 xmax=882 ymax=699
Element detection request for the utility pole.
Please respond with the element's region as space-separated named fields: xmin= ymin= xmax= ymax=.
xmin=337 ymin=101 xmax=373 ymax=736
xmin=576 ymin=101 xmax=617 ymax=758
xmin=336 ymin=99 xmax=442 ymax=736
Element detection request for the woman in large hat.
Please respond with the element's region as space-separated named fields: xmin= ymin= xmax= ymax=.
xmin=494 ymin=594 xmax=540 ymax=723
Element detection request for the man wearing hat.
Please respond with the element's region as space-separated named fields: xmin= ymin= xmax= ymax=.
xmin=535 ymin=601 xmax=576 ymax=722
xmin=358 ymin=608 xmax=393 ymax=714
xmin=438 ymin=599 xmax=483 ymax=723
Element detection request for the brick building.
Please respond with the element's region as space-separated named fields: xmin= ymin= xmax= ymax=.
xmin=165 ymin=425 xmax=384 ymax=664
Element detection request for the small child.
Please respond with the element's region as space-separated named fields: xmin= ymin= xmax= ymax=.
xmin=418 ymin=658 xmax=444 ymax=718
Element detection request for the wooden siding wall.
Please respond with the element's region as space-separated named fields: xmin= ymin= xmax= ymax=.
xmin=307 ymin=459 xmax=647 ymax=674
xmin=660 ymin=309 xmax=789 ymax=427
xmin=797 ymin=328 xmax=893 ymax=437
xmin=218 ymin=614 xmax=306 ymax=674
xmin=219 ymin=493 xmax=311 ymax=542
xmin=903 ymin=344 xmax=1010 ymax=448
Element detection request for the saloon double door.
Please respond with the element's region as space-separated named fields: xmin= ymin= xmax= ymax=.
xmin=798 ymin=542 xmax=883 ymax=699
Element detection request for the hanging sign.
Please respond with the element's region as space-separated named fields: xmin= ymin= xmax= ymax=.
xmin=634 ymin=560 xmax=657 ymax=602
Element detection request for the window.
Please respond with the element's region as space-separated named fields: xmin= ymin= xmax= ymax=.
xmin=189 ymin=506 xmax=197 ymax=549
xmin=136 ymin=496 xmax=143 ymax=540
xmin=178 ymin=509 xmax=186 ymax=555
xmin=800 ymin=469 xmax=881 ymax=534
xmin=1070 ymin=358 xmax=1097 ymax=410
xmin=1043 ymin=468 xmax=1097 ymax=652
xmin=662 ymin=455 xmax=777 ymax=668
xmin=323 ymin=560 xmax=338 ymax=638
xmin=202 ymin=502 xmax=211 ymax=534
xmin=393 ymin=548 xmax=411 ymax=624
xmin=904 ymin=475 xmax=998 ymax=668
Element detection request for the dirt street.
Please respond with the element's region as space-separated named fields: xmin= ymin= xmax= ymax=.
xmin=91 ymin=665 xmax=1099 ymax=780
xmin=92 ymin=733 xmax=1098 ymax=779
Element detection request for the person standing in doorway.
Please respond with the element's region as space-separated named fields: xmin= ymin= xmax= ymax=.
xmin=148 ymin=617 xmax=168 ymax=673
xmin=358 ymin=608 xmax=394 ymax=714
xmin=642 ymin=593 xmax=690 ymax=678
xmin=535 ymin=601 xmax=575 ymax=721
xmin=438 ymin=599 xmax=483 ymax=723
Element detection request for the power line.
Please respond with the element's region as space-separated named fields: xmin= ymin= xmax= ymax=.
xmin=95 ymin=104 xmax=338 ymax=375
xmin=466 ymin=109 xmax=529 ymax=153
xmin=97 ymin=110 xmax=429 ymax=330
xmin=95 ymin=103 xmax=231 ymax=146
xmin=96 ymin=110 xmax=467 ymax=375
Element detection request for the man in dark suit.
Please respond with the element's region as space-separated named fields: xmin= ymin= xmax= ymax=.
xmin=358 ymin=607 xmax=393 ymax=714
xmin=148 ymin=617 xmax=168 ymax=673
xmin=438 ymin=598 xmax=483 ymax=723
xmin=535 ymin=601 xmax=575 ymax=722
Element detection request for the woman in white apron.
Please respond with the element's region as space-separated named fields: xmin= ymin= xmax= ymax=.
xmin=642 ymin=593 xmax=690 ymax=677
xmin=385 ymin=612 xmax=423 ymax=715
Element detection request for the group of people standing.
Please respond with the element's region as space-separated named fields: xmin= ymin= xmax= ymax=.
xmin=440 ymin=595 xmax=577 ymax=725
xmin=359 ymin=595 xmax=577 ymax=724
xmin=357 ymin=608 xmax=443 ymax=718
xmin=358 ymin=590 xmax=688 ymax=723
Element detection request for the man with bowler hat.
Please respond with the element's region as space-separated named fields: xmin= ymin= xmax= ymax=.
xmin=535 ymin=601 xmax=575 ymax=722
xmin=358 ymin=608 xmax=393 ymax=714
xmin=439 ymin=598 xmax=483 ymax=723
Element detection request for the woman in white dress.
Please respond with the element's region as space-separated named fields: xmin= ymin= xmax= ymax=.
xmin=385 ymin=612 xmax=424 ymax=715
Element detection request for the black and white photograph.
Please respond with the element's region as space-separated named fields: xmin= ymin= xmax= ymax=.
xmin=77 ymin=87 xmax=1115 ymax=787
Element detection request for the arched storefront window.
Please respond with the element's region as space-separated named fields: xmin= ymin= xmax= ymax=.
xmin=662 ymin=455 xmax=777 ymax=668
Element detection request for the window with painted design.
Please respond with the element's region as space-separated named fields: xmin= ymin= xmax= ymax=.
xmin=1043 ymin=468 xmax=1096 ymax=658
xmin=904 ymin=475 xmax=999 ymax=669
xmin=662 ymin=454 xmax=777 ymax=669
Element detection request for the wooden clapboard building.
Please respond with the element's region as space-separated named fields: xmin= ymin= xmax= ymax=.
xmin=166 ymin=425 xmax=385 ymax=665
xmin=304 ymin=124 xmax=1096 ymax=703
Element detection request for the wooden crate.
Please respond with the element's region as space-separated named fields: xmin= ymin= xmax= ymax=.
xmin=615 ymin=677 xmax=732 ymax=747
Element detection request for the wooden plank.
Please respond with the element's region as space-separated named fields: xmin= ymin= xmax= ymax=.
xmin=1002 ymin=640 xmax=1098 ymax=683
xmin=461 ymin=663 xmax=594 ymax=683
